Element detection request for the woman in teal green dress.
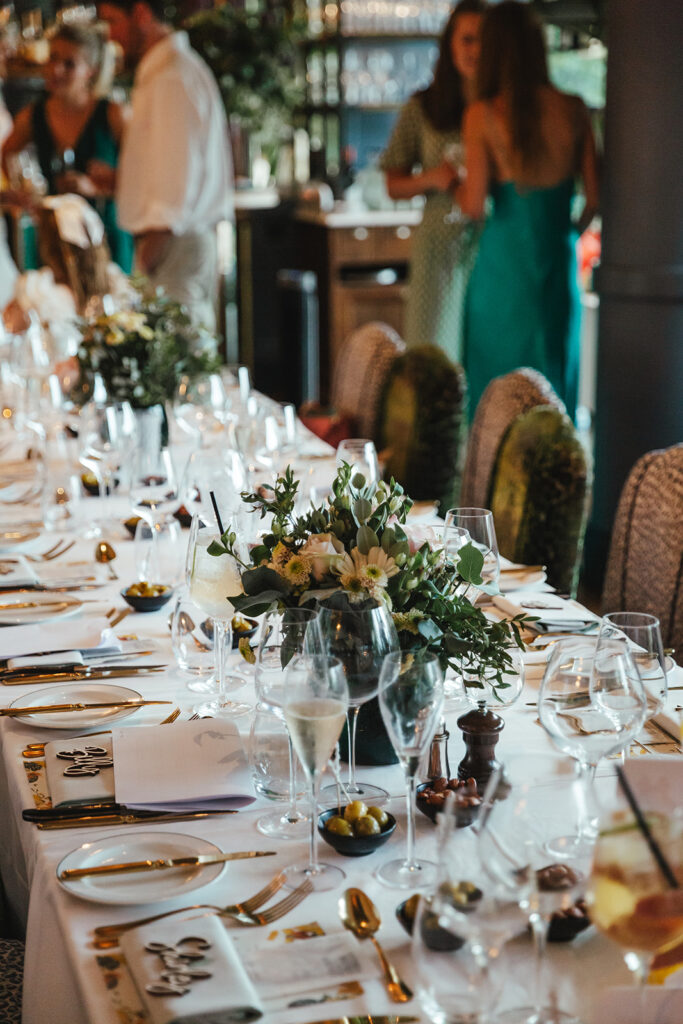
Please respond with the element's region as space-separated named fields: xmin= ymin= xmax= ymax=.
xmin=457 ymin=1 xmax=599 ymax=420
xmin=380 ymin=0 xmax=485 ymax=364
xmin=2 ymin=23 xmax=133 ymax=272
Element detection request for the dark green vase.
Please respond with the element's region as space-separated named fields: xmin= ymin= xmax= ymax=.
xmin=339 ymin=697 xmax=399 ymax=767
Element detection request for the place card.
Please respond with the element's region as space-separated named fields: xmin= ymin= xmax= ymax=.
xmin=113 ymin=719 xmax=255 ymax=812
xmin=237 ymin=932 xmax=373 ymax=1000
xmin=44 ymin=735 xmax=114 ymax=808
xmin=120 ymin=915 xmax=263 ymax=1024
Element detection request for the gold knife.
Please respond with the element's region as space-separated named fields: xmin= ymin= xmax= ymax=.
xmin=2 ymin=699 xmax=172 ymax=717
xmin=60 ymin=850 xmax=275 ymax=880
xmin=1 ymin=666 xmax=166 ymax=685
xmin=306 ymin=1017 xmax=419 ymax=1024
xmin=0 ymin=600 xmax=81 ymax=610
xmin=39 ymin=811 xmax=238 ymax=829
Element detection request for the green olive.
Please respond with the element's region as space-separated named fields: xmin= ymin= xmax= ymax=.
xmin=343 ymin=800 xmax=368 ymax=823
xmin=367 ymin=806 xmax=389 ymax=828
xmin=325 ymin=816 xmax=353 ymax=837
xmin=354 ymin=815 xmax=381 ymax=837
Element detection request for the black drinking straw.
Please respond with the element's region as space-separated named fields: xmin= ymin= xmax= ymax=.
xmin=615 ymin=765 xmax=679 ymax=889
xmin=209 ymin=490 xmax=225 ymax=536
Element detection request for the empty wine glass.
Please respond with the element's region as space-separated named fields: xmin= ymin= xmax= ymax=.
xmin=478 ymin=770 xmax=589 ymax=1024
xmin=444 ymin=508 xmax=500 ymax=591
xmin=180 ymin=447 xmax=248 ymax=523
xmin=130 ymin=417 xmax=180 ymax=575
xmin=187 ymin=512 xmax=251 ymax=718
xmin=377 ymin=650 xmax=444 ymax=889
xmin=254 ymin=607 xmax=323 ymax=839
xmin=538 ymin=638 xmax=648 ymax=858
xmin=319 ymin=598 xmax=399 ymax=806
xmin=174 ymin=373 xmax=227 ymax=447
xmin=597 ymin=612 xmax=668 ymax=718
xmin=283 ymin=653 xmax=349 ymax=891
xmin=79 ymin=401 xmax=135 ymax=534
xmin=336 ymin=438 xmax=380 ymax=487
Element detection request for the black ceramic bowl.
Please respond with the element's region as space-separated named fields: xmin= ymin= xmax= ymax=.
xmin=120 ymin=585 xmax=174 ymax=613
xmin=318 ymin=808 xmax=396 ymax=857
xmin=231 ymin=616 xmax=259 ymax=649
xmin=548 ymin=901 xmax=592 ymax=942
xmin=174 ymin=505 xmax=193 ymax=528
xmin=123 ymin=516 xmax=142 ymax=538
xmin=416 ymin=781 xmax=481 ymax=828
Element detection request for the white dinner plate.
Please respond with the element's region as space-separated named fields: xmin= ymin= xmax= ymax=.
xmin=0 ymin=529 xmax=41 ymax=552
xmin=9 ymin=683 xmax=144 ymax=730
xmin=57 ymin=831 xmax=228 ymax=906
xmin=498 ymin=569 xmax=547 ymax=593
xmin=0 ymin=592 xmax=82 ymax=626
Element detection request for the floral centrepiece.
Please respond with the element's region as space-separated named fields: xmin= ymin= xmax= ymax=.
xmin=76 ymin=289 xmax=219 ymax=408
xmin=210 ymin=465 xmax=526 ymax=692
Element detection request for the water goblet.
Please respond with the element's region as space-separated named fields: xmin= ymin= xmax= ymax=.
xmin=282 ymin=652 xmax=349 ymax=891
xmin=187 ymin=512 xmax=251 ymax=718
xmin=597 ymin=612 xmax=668 ymax=718
xmin=538 ymin=638 xmax=648 ymax=858
xmin=444 ymin=507 xmax=500 ymax=591
xmin=174 ymin=373 xmax=227 ymax=448
xmin=335 ymin=438 xmax=380 ymax=487
xmin=319 ymin=598 xmax=399 ymax=806
xmin=376 ymin=650 xmax=444 ymax=889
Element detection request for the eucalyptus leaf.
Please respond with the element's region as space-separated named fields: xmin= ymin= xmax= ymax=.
xmin=356 ymin=524 xmax=379 ymax=554
xmin=457 ymin=542 xmax=485 ymax=584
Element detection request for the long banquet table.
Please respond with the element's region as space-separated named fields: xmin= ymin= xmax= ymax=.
xmin=1 ymin=441 xmax=682 ymax=1024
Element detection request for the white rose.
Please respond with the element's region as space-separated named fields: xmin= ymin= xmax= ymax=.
xmin=299 ymin=533 xmax=344 ymax=582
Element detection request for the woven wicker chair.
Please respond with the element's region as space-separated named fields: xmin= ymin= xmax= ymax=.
xmin=602 ymin=444 xmax=683 ymax=652
xmin=377 ymin=344 xmax=467 ymax=514
xmin=0 ymin=938 xmax=24 ymax=1024
xmin=331 ymin=321 xmax=406 ymax=441
xmin=461 ymin=367 xmax=565 ymax=510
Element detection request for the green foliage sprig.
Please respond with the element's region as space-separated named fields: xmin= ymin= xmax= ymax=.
xmin=215 ymin=464 xmax=529 ymax=694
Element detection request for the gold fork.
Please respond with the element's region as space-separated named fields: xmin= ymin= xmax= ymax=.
xmin=105 ymin=607 xmax=132 ymax=628
xmin=93 ymin=871 xmax=289 ymax=945
xmin=24 ymin=540 xmax=76 ymax=562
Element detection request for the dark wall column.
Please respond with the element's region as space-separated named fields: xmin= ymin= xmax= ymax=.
xmin=587 ymin=0 xmax=683 ymax=586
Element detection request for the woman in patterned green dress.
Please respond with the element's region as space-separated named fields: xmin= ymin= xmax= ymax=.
xmin=380 ymin=0 xmax=485 ymax=363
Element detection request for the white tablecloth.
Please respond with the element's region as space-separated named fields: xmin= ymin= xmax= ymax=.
xmin=1 ymin=489 xmax=681 ymax=1024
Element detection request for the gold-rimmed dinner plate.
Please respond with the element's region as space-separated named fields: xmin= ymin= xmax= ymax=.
xmin=498 ymin=568 xmax=547 ymax=593
xmin=8 ymin=683 xmax=144 ymax=730
xmin=57 ymin=831 xmax=228 ymax=905
xmin=0 ymin=529 xmax=41 ymax=552
xmin=0 ymin=593 xmax=82 ymax=626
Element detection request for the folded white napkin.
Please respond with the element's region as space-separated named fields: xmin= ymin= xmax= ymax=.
xmin=120 ymin=916 xmax=262 ymax=1024
xmin=0 ymin=617 xmax=117 ymax=661
xmin=45 ymin=735 xmax=114 ymax=808
xmin=113 ymin=720 xmax=256 ymax=812
xmin=0 ymin=555 xmax=38 ymax=588
xmin=493 ymin=592 xmax=599 ymax=632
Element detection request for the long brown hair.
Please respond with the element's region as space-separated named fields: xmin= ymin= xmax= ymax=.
xmin=477 ymin=0 xmax=549 ymax=170
xmin=418 ymin=0 xmax=486 ymax=132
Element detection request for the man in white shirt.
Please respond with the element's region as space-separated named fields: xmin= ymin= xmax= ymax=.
xmin=98 ymin=0 xmax=233 ymax=329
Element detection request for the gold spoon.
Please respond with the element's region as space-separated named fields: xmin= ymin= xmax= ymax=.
xmin=95 ymin=542 xmax=119 ymax=580
xmin=339 ymin=888 xmax=413 ymax=1003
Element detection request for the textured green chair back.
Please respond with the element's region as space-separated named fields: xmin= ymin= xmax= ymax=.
xmin=490 ymin=406 xmax=591 ymax=596
xmin=378 ymin=344 xmax=467 ymax=514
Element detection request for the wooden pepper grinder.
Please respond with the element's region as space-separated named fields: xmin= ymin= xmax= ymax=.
xmin=457 ymin=701 xmax=504 ymax=793
xmin=426 ymin=718 xmax=450 ymax=780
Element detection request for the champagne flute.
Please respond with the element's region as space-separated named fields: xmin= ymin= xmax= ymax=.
xmin=597 ymin=612 xmax=668 ymax=718
xmin=538 ymin=638 xmax=648 ymax=858
xmin=283 ymin=653 xmax=349 ymax=891
xmin=588 ymin=796 xmax=683 ymax=1009
xmin=187 ymin=512 xmax=251 ymax=718
xmin=444 ymin=507 xmax=500 ymax=591
xmin=254 ymin=606 xmax=323 ymax=839
xmin=319 ymin=598 xmax=399 ymax=805
xmin=377 ymin=650 xmax=444 ymax=889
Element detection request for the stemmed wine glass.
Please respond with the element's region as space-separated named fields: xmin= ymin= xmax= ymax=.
xmin=80 ymin=401 xmax=136 ymax=535
xmin=174 ymin=373 xmax=227 ymax=447
xmin=588 ymin=792 xmax=683 ymax=1007
xmin=538 ymin=638 xmax=648 ymax=858
xmin=187 ymin=512 xmax=251 ymax=718
xmin=283 ymin=652 xmax=349 ymax=891
xmin=377 ymin=650 xmax=444 ymax=889
xmin=180 ymin=448 xmax=248 ymax=523
xmin=254 ymin=607 xmax=323 ymax=839
xmin=444 ymin=508 xmax=500 ymax=592
xmin=477 ymin=769 xmax=589 ymax=1024
xmin=597 ymin=612 xmax=668 ymax=718
xmin=336 ymin=438 xmax=380 ymax=487
xmin=318 ymin=598 xmax=399 ymax=805
xmin=130 ymin=431 xmax=180 ymax=584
